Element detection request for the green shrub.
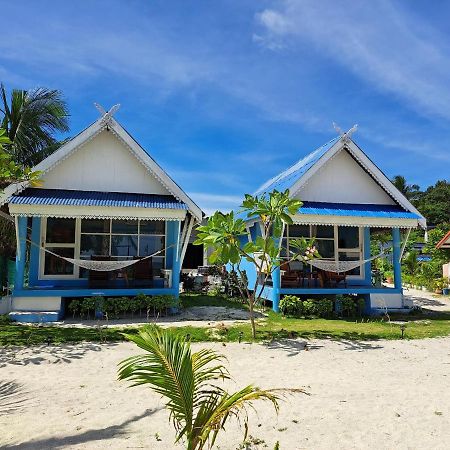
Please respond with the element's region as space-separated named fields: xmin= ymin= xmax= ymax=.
xmin=68 ymin=299 xmax=81 ymax=318
xmin=313 ymin=298 xmax=333 ymax=318
xmin=81 ymin=297 xmax=96 ymax=319
xmin=280 ymin=296 xmax=333 ymax=318
xmin=302 ymin=300 xmax=316 ymax=317
xmin=279 ymin=295 xmax=302 ymax=316
xmin=0 ymin=314 xmax=12 ymax=324
xmin=338 ymin=295 xmax=365 ymax=318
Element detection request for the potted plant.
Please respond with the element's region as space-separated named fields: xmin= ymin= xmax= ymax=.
xmin=384 ymin=271 xmax=394 ymax=284
xmin=433 ymin=278 xmax=447 ymax=295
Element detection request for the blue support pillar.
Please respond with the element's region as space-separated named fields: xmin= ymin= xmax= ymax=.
xmin=28 ymin=217 xmax=41 ymax=287
xmin=166 ymin=220 xmax=181 ymax=297
xmin=14 ymin=217 xmax=28 ymax=291
xmin=392 ymin=227 xmax=402 ymax=290
xmin=363 ymin=227 xmax=373 ymax=314
xmin=272 ymin=264 xmax=281 ymax=312
xmin=363 ymin=227 xmax=372 ymax=282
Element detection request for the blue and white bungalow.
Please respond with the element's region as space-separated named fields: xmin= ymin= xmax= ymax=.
xmin=239 ymin=131 xmax=426 ymax=313
xmin=0 ymin=107 xmax=203 ymax=321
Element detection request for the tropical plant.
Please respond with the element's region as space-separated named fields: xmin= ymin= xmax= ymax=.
xmin=0 ymin=84 xmax=69 ymax=166
xmin=118 ymin=326 xmax=285 ymax=450
xmin=194 ymin=189 xmax=318 ymax=338
xmin=391 ymin=175 xmax=421 ymax=201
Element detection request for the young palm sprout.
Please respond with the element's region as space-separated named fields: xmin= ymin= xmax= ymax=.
xmin=118 ymin=326 xmax=293 ymax=450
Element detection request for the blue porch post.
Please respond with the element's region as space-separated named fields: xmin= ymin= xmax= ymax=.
xmin=272 ymin=264 xmax=281 ymax=312
xmin=28 ymin=217 xmax=41 ymax=287
xmin=14 ymin=216 xmax=28 ymax=290
xmin=166 ymin=220 xmax=181 ymax=297
xmin=392 ymin=227 xmax=402 ymax=290
xmin=363 ymin=227 xmax=372 ymax=314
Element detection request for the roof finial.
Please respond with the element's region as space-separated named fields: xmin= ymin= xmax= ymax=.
xmin=94 ymin=103 xmax=121 ymax=125
xmin=333 ymin=122 xmax=358 ymax=143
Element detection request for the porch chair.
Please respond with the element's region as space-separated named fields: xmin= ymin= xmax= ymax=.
xmin=133 ymin=257 xmax=153 ymax=287
xmin=318 ymin=270 xmax=347 ymax=288
xmin=88 ymin=256 xmax=111 ymax=288
xmin=280 ymin=261 xmax=304 ymax=288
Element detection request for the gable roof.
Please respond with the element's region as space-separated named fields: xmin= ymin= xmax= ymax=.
xmin=0 ymin=114 xmax=203 ymax=222
xmin=436 ymin=231 xmax=450 ymax=249
xmin=255 ymin=135 xmax=426 ymax=228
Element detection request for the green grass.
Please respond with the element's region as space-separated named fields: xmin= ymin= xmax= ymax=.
xmin=1 ymin=295 xmax=449 ymax=346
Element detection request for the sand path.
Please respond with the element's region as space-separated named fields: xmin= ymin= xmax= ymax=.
xmin=1 ymin=337 xmax=450 ymax=449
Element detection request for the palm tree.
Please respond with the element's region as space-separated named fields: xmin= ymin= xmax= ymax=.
xmin=391 ymin=175 xmax=420 ymax=201
xmin=0 ymin=84 xmax=69 ymax=166
xmin=118 ymin=327 xmax=289 ymax=450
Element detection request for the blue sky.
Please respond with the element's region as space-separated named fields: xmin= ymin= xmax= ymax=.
xmin=2 ymin=0 xmax=450 ymax=213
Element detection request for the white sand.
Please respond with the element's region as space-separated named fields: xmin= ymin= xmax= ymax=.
xmin=1 ymin=338 xmax=450 ymax=450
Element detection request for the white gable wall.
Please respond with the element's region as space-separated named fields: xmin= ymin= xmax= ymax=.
xmin=295 ymin=150 xmax=396 ymax=205
xmin=42 ymin=130 xmax=170 ymax=195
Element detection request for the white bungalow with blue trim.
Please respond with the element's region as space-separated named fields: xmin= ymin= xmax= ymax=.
xmin=0 ymin=107 xmax=203 ymax=322
xmin=240 ymin=131 xmax=426 ymax=313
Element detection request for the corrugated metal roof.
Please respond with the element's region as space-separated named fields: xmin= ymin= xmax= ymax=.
xmin=298 ymin=202 xmax=421 ymax=219
xmin=254 ymin=137 xmax=340 ymax=195
xmin=9 ymin=188 xmax=188 ymax=210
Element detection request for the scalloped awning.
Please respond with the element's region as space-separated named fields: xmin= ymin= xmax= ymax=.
xmin=292 ymin=201 xmax=421 ymax=228
xmin=7 ymin=188 xmax=188 ymax=220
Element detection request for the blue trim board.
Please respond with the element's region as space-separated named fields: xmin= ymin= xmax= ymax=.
xmin=280 ymin=287 xmax=402 ymax=295
xmin=13 ymin=287 xmax=179 ymax=298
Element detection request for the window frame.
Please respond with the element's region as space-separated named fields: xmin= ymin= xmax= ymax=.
xmin=284 ymin=224 xmax=364 ymax=279
xmin=39 ymin=218 xmax=167 ymax=280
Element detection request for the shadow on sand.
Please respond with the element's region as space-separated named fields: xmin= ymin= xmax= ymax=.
xmin=0 ymin=380 xmax=29 ymax=416
xmin=264 ymin=337 xmax=384 ymax=356
xmin=3 ymin=407 xmax=161 ymax=449
xmin=0 ymin=342 xmax=118 ymax=368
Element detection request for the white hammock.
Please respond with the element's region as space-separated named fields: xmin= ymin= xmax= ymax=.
xmin=28 ymin=240 xmax=173 ymax=272
xmin=308 ymin=252 xmax=384 ymax=274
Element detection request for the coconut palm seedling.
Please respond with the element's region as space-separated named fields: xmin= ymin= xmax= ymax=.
xmin=118 ymin=326 xmax=288 ymax=450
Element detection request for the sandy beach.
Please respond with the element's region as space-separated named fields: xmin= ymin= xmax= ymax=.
xmin=1 ymin=337 xmax=449 ymax=450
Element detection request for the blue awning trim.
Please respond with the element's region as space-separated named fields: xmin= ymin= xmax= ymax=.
xmin=297 ymin=202 xmax=421 ymax=219
xmin=9 ymin=188 xmax=188 ymax=210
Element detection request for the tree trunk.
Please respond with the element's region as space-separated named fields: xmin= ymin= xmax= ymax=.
xmin=248 ymin=295 xmax=256 ymax=339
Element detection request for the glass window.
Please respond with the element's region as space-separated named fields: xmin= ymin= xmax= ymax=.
xmin=111 ymin=235 xmax=138 ymax=257
xmin=338 ymin=227 xmax=359 ymax=249
xmin=112 ymin=220 xmax=138 ymax=234
xmin=140 ymin=220 xmax=165 ymax=234
xmin=152 ymin=257 xmax=165 ymax=273
xmin=80 ymin=235 xmax=109 ymax=257
xmin=289 ymin=224 xmax=310 ymax=237
xmin=46 ymin=218 xmax=75 ymax=243
xmin=81 ymin=219 xmax=110 ymax=234
xmin=338 ymin=251 xmax=361 ymax=275
xmin=316 ymin=240 xmax=335 ymax=258
xmin=313 ymin=225 xmax=334 ymax=239
xmin=139 ymin=235 xmax=164 ymax=256
xmin=44 ymin=247 xmax=74 ymax=275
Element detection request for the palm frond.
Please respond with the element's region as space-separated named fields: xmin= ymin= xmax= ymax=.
xmin=0 ymin=84 xmax=69 ymax=166
xmin=118 ymin=326 xmax=299 ymax=450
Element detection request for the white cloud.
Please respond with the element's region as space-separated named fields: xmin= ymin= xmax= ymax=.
xmin=188 ymin=192 xmax=242 ymax=215
xmin=256 ymin=0 xmax=450 ymax=122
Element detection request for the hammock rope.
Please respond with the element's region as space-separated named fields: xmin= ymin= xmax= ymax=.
xmin=307 ymin=252 xmax=385 ymax=274
xmin=23 ymin=237 xmax=175 ymax=272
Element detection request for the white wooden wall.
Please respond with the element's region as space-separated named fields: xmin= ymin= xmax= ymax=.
xmin=296 ymin=150 xmax=396 ymax=205
xmin=42 ymin=130 xmax=170 ymax=195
